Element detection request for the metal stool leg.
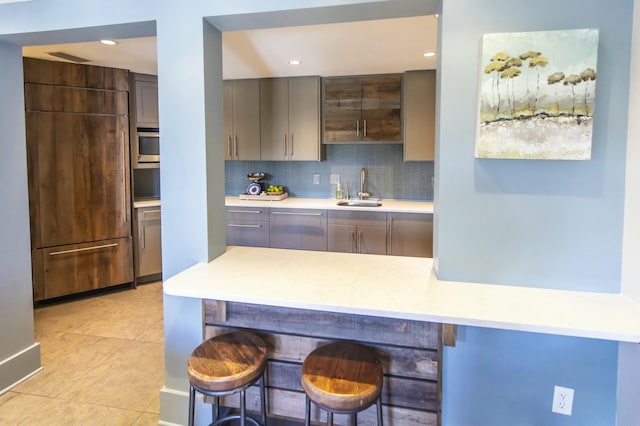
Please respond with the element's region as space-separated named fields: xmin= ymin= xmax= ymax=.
xmin=240 ymin=389 xmax=247 ymax=426
xmin=188 ymin=386 xmax=195 ymax=426
xmin=212 ymin=396 xmax=220 ymax=423
xmin=353 ymin=412 xmax=357 ymax=425
xmin=376 ymin=395 xmax=383 ymax=426
xmin=327 ymin=411 xmax=334 ymax=426
xmin=260 ymin=375 xmax=267 ymax=426
xmin=305 ymin=396 xmax=311 ymax=426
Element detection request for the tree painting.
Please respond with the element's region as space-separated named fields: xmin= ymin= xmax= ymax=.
xmin=475 ymin=28 xmax=599 ymax=160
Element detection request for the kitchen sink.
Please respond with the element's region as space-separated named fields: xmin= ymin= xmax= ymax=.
xmin=337 ymin=199 xmax=382 ymax=207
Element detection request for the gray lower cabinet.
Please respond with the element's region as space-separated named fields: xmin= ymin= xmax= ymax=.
xmin=387 ymin=212 xmax=433 ymax=257
xmin=328 ymin=210 xmax=387 ymax=255
xmin=135 ymin=206 xmax=162 ymax=278
xmin=226 ymin=207 xmax=269 ymax=247
xmin=269 ymin=209 xmax=327 ymax=251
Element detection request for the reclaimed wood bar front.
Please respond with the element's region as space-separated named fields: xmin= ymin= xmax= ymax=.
xmin=203 ymin=300 xmax=442 ymax=425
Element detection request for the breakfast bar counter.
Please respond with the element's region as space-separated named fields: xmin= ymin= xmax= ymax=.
xmin=164 ymin=246 xmax=640 ymax=424
xmin=164 ymin=246 xmax=640 ymax=343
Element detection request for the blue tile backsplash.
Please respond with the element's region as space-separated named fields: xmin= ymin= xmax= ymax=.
xmin=225 ymin=144 xmax=434 ymax=200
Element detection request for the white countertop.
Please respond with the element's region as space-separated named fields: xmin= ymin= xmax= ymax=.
xmin=164 ymin=246 xmax=640 ymax=343
xmin=225 ymin=196 xmax=433 ymax=214
xmin=133 ymin=198 xmax=161 ymax=208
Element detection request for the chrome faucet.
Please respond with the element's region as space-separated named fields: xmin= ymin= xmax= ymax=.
xmin=358 ymin=167 xmax=371 ymax=200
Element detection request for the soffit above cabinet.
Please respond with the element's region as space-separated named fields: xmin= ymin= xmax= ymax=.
xmin=22 ymin=15 xmax=437 ymax=78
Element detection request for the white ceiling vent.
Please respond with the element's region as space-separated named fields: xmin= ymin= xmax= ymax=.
xmin=47 ymin=51 xmax=91 ymax=63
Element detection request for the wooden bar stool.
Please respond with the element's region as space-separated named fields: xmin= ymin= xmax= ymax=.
xmin=187 ymin=330 xmax=268 ymax=426
xmin=301 ymin=341 xmax=384 ymax=426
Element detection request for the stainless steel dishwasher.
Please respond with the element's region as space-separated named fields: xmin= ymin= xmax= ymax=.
xmin=134 ymin=206 xmax=162 ymax=280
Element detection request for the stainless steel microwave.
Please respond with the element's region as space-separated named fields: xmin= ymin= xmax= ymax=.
xmin=137 ymin=129 xmax=160 ymax=163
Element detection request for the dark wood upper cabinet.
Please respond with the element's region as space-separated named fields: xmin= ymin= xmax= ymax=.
xmin=323 ymin=74 xmax=402 ymax=143
xmin=23 ymin=57 xmax=129 ymax=91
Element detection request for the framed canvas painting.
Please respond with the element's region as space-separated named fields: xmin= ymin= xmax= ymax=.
xmin=475 ymin=28 xmax=599 ymax=160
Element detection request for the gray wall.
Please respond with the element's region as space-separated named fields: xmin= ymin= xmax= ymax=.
xmin=437 ymin=0 xmax=633 ymax=424
xmin=0 ymin=0 xmax=638 ymax=425
xmin=435 ymin=0 xmax=631 ymax=293
xmin=0 ymin=41 xmax=41 ymax=392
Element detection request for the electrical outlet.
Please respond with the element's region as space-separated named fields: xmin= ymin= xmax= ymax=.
xmin=313 ymin=174 xmax=320 ymax=185
xmin=329 ymin=173 xmax=340 ymax=185
xmin=552 ymin=385 xmax=574 ymax=416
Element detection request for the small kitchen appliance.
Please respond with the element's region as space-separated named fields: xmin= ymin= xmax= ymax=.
xmin=239 ymin=172 xmax=288 ymax=201
xmin=246 ymin=172 xmax=265 ymax=195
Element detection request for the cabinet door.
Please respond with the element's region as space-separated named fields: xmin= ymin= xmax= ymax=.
xmin=357 ymin=225 xmax=387 ymax=255
xmin=27 ymin=111 xmax=131 ymax=248
xmin=269 ymin=209 xmax=327 ymax=251
xmin=136 ymin=208 xmax=162 ymax=277
xmin=135 ymin=78 xmax=159 ymax=128
xmin=387 ymin=213 xmax=433 ymax=258
xmin=260 ymin=78 xmax=289 ymax=161
xmin=223 ymin=81 xmax=234 ymax=160
xmin=31 ymin=236 xmax=134 ymax=301
xmin=361 ymin=76 xmax=402 ymax=142
xmin=328 ymin=210 xmax=386 ymax=254
xmin=289 ymin=77 xmax=322 ymax=161
xmin=328 ymin=223 xmax=357 ymax=253
xmin=404 ymin=70 xmax=436 ymax=161
xmin=230 ymin=79 xmax=261 ymax=160
xmin=323 ymin=77 xmax=362 ymax=143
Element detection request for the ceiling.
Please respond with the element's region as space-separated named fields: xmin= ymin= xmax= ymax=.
xmin=22 ymin=15 xmax=437 ymax=78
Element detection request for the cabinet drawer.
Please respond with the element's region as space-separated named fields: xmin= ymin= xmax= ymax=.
xmin=136 ymin=207 xmax=161 ymax=221
xmin=226 ymin=221 xmax=269 ymax=247
xmin=32 ymin=236 xmax=134 ymax=301
xmin=328 ymin=210 xmax=387 ymax=226
xmin=225 ymin=207 xmax=269 ymax=221
xmin=269 ymin=209 xmax=327 ymax=251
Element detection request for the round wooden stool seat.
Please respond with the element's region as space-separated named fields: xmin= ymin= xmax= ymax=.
xmin=301 ymin=341 xmax=383 ymax=414
xmin=187 ymin=330 xmax=268 ymax=392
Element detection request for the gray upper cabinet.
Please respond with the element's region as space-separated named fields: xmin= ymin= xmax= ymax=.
xmin=133 ymin=73 xmax=159 ymax=128
xmin=403 ymin=70 xmax=436 ymax=161
xmin=224 ymin=79 xmax=261 ymax=161
xmin=260 ymin=76 xmax=322 ymax=161
xmin=387 ymin=212 xmax=433 ymax=258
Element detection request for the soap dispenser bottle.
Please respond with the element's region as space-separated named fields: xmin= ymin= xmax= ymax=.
xmin=336 ymin=182 xmax=343 ymax=199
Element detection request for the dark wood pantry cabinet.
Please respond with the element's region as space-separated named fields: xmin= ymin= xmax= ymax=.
xmin=24 ymin=58 xmax=134 ymax=302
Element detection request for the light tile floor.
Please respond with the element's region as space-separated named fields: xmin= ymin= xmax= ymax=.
xmin=0 ymin=281 xmax=164 ymax=425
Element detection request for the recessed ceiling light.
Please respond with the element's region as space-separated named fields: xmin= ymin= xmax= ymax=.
xmin=288 ymin=59 xmax=302 ymax=65
xmin=100 ymin=39 xmax=117 ymax=46
xmin=423 ymin=51 xmax=436 ymax=57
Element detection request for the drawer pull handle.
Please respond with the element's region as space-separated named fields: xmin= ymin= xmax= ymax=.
xmin=49 ymin=243 xmax=118 ymax=256
xmin=227 ymin=210 xmax=262 ymax=214
xmin=142 ymin=209 xmax=161 ymax=215
xmin=271 ymin=211 xmax=323 ymax=216
xmin=228 ymin=224 xmax=262 ymax=228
